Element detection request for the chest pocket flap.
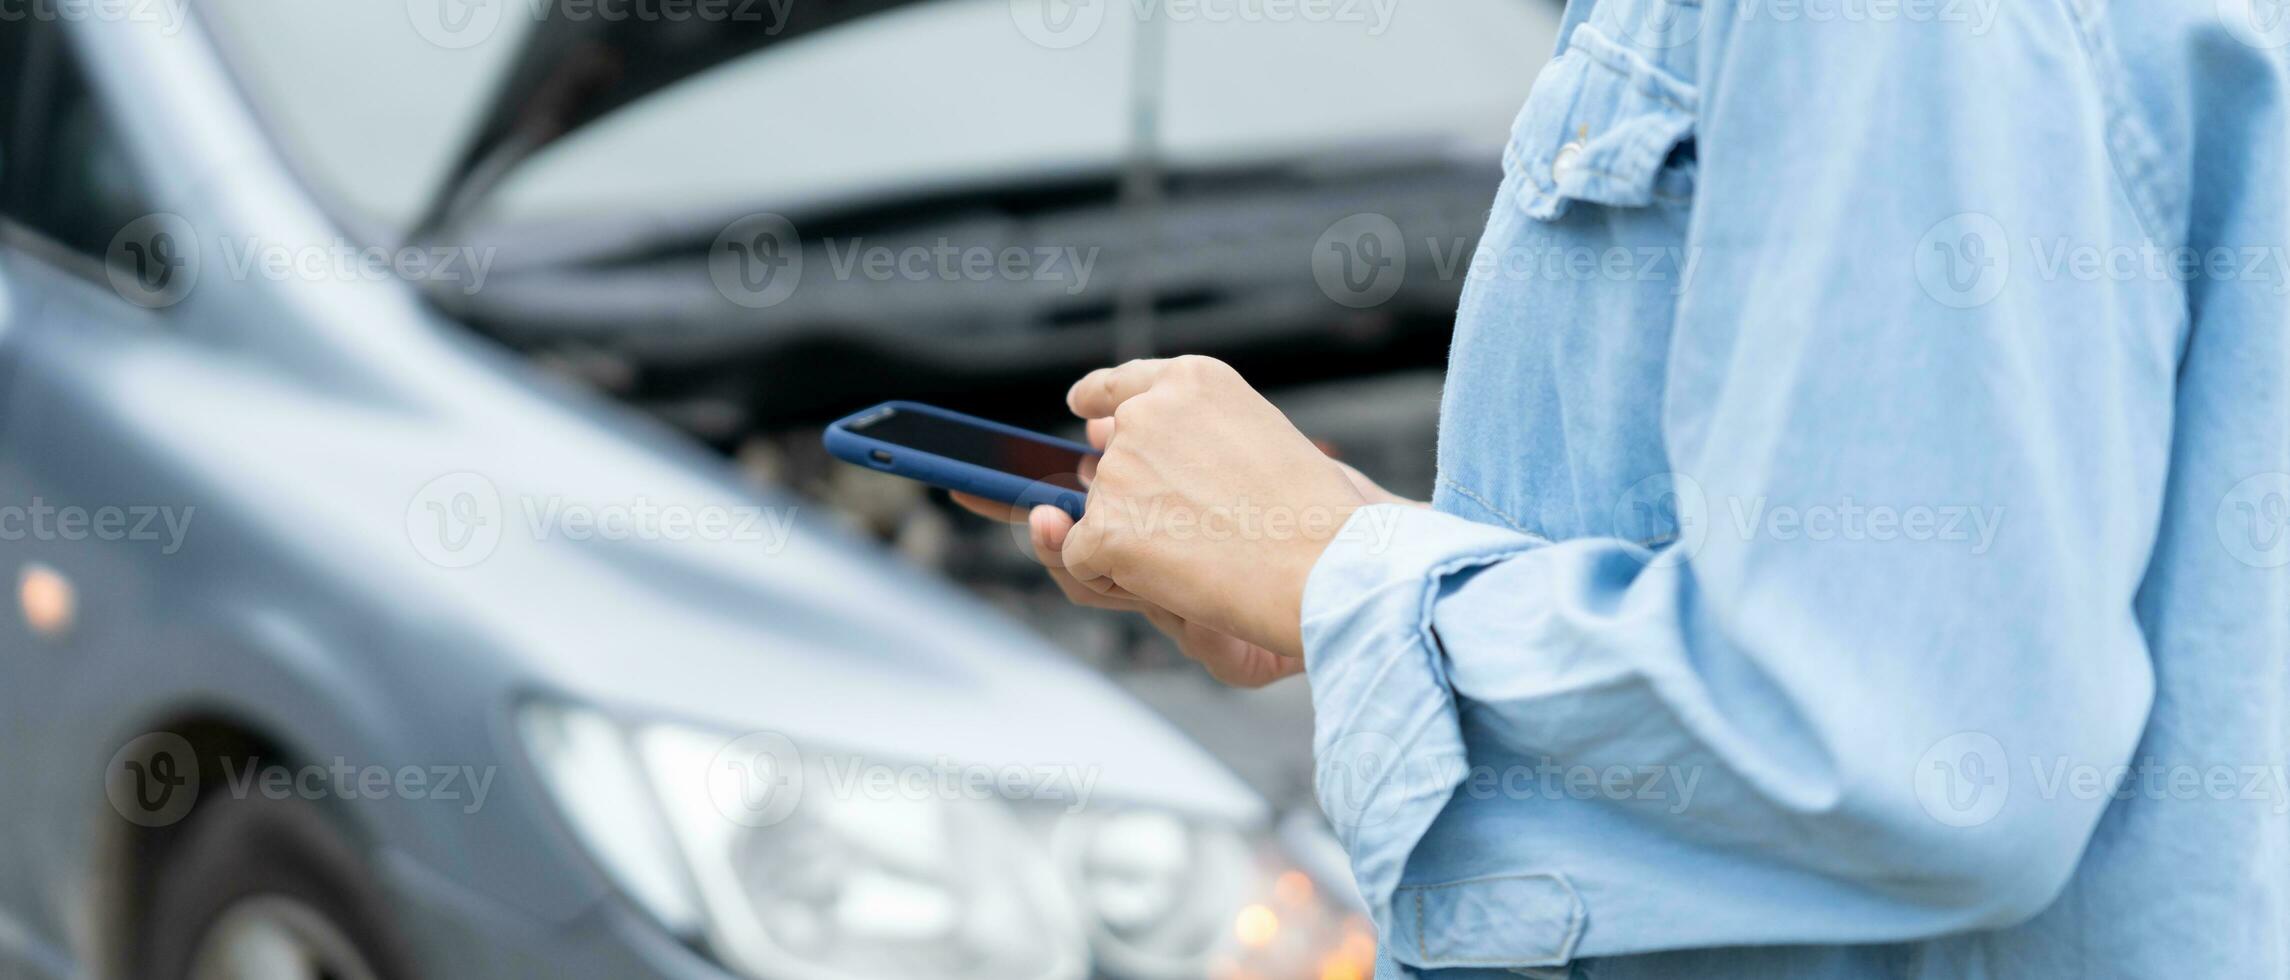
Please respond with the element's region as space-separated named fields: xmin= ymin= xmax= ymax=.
xmin=1505 ymin=21 xmax=1699 ymax=221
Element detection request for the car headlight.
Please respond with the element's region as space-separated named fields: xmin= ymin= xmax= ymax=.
xmin=521 ymin=702 xmax=1087 ymax=980
xmin=1053 ymin=809 xmax=1251 ymax=978
xmin=518 ymin=702 xmax=1372 ymax=980
xmin=517 ymin=700 xmax=707 ymax=935
xmin=1047 ymin=810 xmax=1378 ymax=980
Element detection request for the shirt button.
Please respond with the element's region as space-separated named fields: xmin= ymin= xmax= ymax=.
xmin=1552 ymin=140 xmax=1585 ymax=183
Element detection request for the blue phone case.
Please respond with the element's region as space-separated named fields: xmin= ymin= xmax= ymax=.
xmin=823 ymin=402 xmax=1097 ymax=520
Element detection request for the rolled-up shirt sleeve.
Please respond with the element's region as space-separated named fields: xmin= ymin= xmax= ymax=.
xmin=1303 ymin=6 xmax=2177 ymax=973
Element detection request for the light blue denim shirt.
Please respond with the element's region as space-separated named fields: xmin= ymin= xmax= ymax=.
xmin=1301 ymin=1 xmax=2290 ymax=977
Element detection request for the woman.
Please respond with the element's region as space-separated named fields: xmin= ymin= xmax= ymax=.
xmin=965 ymin=1 xmax=2287 ymax=975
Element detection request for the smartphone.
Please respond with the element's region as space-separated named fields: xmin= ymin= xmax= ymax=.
xmin=823 ymin=402 xmax=1096 ymax=519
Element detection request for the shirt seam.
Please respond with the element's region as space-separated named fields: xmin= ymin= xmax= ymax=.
xmin=2058 ymin=0 xmax=2179 ymax=250
xmin=1438 ymin=476 xmax=1545 ymax=538
xmin=1572 ymin=25 xmax=1697 ymax=114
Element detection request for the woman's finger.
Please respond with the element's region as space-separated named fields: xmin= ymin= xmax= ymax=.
xmin=1028 ymin=505 xmax=1074 ymax=558
xmin=1032 ymin=507 xmax=1141 ymax=601
xmin=1068 ymin=359 xmax=1173 ymax=419
xmin=1048 ymin=564 xmax=1144 ymax=611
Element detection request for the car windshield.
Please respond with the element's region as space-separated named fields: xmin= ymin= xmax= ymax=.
xmin=196 ymin=0 xmax=1553 ymax=233
xmin=195 ymin=0 xmax=535 ymax=230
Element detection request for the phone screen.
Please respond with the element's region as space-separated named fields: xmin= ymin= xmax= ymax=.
xmin=851 ymin=408 xmax=1090 ymax=487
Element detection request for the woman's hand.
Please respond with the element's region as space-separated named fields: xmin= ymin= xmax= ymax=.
xmin=955 ymin=356 xmax=1405 ymax=675
xmin=954 ymin=498 xmax=1310 ymax=688
xmin=956 ymin=467 xmax=1409 ymax=688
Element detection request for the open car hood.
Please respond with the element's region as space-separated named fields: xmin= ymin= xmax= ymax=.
xmin=419 ymin=0 xmax=934 ymax=232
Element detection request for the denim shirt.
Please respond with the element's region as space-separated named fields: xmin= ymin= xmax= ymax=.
xmin=1300 ymin=1 xmax=2290 ymax=977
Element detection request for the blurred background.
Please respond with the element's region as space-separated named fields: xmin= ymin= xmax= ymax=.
xmin=0 ymin=1 xmax=1560 ymax=978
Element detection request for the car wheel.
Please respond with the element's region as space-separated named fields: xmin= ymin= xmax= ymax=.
xmin=140 ymin=789 xmax=411 ymax=980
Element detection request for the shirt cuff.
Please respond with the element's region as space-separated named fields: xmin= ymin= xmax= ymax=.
xmin=1300 ymin=505 xmax=1564 ymax=967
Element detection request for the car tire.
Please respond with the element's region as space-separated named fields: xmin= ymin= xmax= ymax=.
xmin=139 ymin=785 xmax=413 ymax=980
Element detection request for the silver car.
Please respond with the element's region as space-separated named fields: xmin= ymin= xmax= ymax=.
xmin=0 ymin=2 xmax=1552 ymax=978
